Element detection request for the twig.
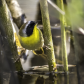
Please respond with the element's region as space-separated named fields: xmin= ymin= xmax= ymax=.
xmin=30 ymin=64 xmax=76 ymax=70
xmin=47 ymin=0 xmax=65 ymax=15
xmin=14 ymin=50 xmax=25 ymax=63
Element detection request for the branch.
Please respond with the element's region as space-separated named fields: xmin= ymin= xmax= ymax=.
xmin=47 ymin=0 xmax=65 ymax=15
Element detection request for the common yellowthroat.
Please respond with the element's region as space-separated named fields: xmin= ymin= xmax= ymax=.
xmin=17 ymin=21 xmax=62 ymax=64
xmin=18 ymin=21 xmax=44 ymax=53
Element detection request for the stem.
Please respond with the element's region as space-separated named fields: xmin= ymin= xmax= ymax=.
xmin=57 ymin=0 xmax=68 ymax=72
xmin=0 ymin=0 xmax=19 ymax=83
xmin=0 ymin=0 xmax=18 ymax=59
xmin=0 ymin=0 xmax=22 ymax=70
xmin=58 ymin=0 xmax=69 ymax=83
xmin=57 ymin=0 xmax=69 ymax=83
xmin=40 ymin=0 xmax=56 ymax=72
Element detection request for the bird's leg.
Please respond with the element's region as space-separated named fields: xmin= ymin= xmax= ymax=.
xmin=33 ymin=48 xmax=47 ymax=59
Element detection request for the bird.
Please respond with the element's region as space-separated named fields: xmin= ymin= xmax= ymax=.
xmin=16 ymin=21 xmax=62 ymax=68
xmin=18 ymin=21 xmax=44 ymax=55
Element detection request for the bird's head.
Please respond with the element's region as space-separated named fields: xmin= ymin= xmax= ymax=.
xmin=26 ymin=21 xmax=37 ymax=36
xmin=19 ymin=21 xmax=37 ymax=37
